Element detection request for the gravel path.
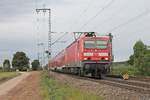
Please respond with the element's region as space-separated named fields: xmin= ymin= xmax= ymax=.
xmin=50 ymin=72 xmax=150 ymax=100
xmin=0 ymin=71 xmax=42 ymax=100
xmin=0 ymin=72 xmax=30 ymax=96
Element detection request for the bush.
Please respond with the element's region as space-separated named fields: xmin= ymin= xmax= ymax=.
xmin=139 ymin=54 xmax=150 ymax=76
xmin=3 ymin=59 xmax=11 ymax=71
xmin=111 ymin=64 xmax=138 ymax=76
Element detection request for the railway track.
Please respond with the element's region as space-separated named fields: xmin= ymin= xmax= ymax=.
xmin=82 ymin=77 xmax=150 ymax=94
xmin=53 ymin=72 xmax=150 ymax=94
xmin=51 ymin=70 xmax=150 ymax=95
xmin=130 ymin=76 xmax=150 ymax=82
xmin=101 ymin=77 xmax=150 ymax=94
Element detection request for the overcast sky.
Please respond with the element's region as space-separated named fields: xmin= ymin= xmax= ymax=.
xmin=0 ymin=0 xmax=150 ymax=65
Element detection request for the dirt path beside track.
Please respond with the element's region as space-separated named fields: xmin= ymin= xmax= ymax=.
xmin=0 ymin=71 xmax=42 ymax=100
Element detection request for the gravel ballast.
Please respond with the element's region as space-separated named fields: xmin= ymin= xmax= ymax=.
xmin=50 ymin=72 xmax=150 ymax=100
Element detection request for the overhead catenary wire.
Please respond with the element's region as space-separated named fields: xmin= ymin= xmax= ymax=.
xmin=82 ymin=0 xmax=93 ymax=14
xmin=69 ymin=0 xmax=94 ymax=31
xmin=53 ymin=0 xmax=98 ymax=46
xmin=52 ymin=0 xmax=111 ymax=48
xmin=51 ymin=32 xmax=69 ymax=46
xmin=107 ymin=10 xmax=150 ymax=33
xmin=79 ymin=0 xmax=115 ymax=31
xmin=92 ymin=6 xmax=125 ymax=30
xmin=52 ymin=0 xmax=115 ymax=46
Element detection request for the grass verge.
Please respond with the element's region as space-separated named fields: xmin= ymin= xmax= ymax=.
xmin=111 ymin=64 xmax=138 ymax=76
xmin=0 ymin=72 xmax=20 ymax=83
xmin=40 ymin=71 xmax=102 ymax=100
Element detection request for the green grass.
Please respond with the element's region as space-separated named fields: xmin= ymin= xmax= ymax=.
xmin=0 ymin=72 xmax=20 ymax=81
xmin=40 ymin=72 xmax=102 ymax=100
xmin=111 ymin=64 xmax=138 ymax=76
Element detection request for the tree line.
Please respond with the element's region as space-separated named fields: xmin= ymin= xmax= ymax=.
xmin=128 ymin=40 xmax=150 ymax=76
xmin=1 ymin=51 xmax=41 ymax=71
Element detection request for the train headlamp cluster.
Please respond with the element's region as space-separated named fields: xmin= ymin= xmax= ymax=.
xmin=105 ymin=57 xmax=108 ymax=60
xmin=84 ymin=52 xmax=109 ymax=57
xmin=99 ymin=53 xmax=108 ymax=56
xmin=84 ymin=52 xmax=93 ymax=56
xmin=84 ymin=58 xmax=88 ymax=60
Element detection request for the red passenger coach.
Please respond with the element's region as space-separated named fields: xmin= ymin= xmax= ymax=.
xmin=50 ymin=32 xmax=113 ymax=78
xmin=51 ymin=50 xmax=65 ymax=68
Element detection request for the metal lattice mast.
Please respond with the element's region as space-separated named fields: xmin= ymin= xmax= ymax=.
xmin=48 ymin=9 xmax=51 ymax=62
xmin=36 ymin=8 xmax=51 ymax=67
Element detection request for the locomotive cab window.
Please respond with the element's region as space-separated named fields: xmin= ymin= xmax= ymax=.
xmin=96 ymin=40 xmax=108 ymax=49
xmin=84 ymin=40 xmax=95 ymax=48
xmin=84 ymin=40 xmax=108 ymax=49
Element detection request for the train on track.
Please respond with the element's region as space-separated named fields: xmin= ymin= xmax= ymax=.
xmin=49 ymin=32 xmax=113 ymax=78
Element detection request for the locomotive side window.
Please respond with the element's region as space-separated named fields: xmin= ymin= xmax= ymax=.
xmin=84 ymin=40 xmax=108 ymax=49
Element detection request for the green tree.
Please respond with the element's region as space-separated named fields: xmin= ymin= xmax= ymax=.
xmin=133 ymin=40 xmax=146 ymax=58
xmin=12 ymin=52 xmax=29 ymax=71
xmin=133 ymin=40 xmax=146 ymax=71
xmin=129 ymin=41 xmax=150 ymax=75
xmin=3 ymin=59 xmax=11 ymax=71
xmin=128 ymin=55 xmax=134 ymax=65
xmin=140 ymin=53 xmax=150 ymax=75
xmin=31 ymin=60 xmax=40 ymax=70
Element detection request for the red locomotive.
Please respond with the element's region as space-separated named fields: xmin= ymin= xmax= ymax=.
xmin=50 ymin=32 xmax=113 ymax=78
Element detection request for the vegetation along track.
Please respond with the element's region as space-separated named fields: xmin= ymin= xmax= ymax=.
xmin=54 ymin=72 xmax=150 ymax=94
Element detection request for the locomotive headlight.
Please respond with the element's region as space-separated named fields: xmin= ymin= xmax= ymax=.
xmin=84 ymin=58 xmax=87 ymax=60
xmin=99 ymin=53 xmax=108 ymax=56
xmin=84 ymin=53 xmax=93 ymax=56
xmin=105 ymin=58 xmax=108 ymax=60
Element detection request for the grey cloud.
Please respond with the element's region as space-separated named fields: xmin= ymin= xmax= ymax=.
xmin=0 ymin=0 xmax=150 ymax=64
xmin=0 ymin=0 xmax=68 ymax=22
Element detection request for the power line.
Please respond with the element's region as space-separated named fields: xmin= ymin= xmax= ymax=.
xmin=53 ymin=0 xmax=94 ymax=47
xmin=79 ymin=0 xmax=115 ymax=31
xmin=92 ymin=7 xmax=125 ymax=30
xmin=69 ymin=0 xmax=94 ymax=31
xmin=51 ymin=32 xmax=69 ymax=46
xmin=54 ymin=0 xmax=115 ymax=45
xmin=92 ymin=0 xmax=131 ymax=30
xmin=107 ymin=10 xmax=150 ymax=33
xmin=82 ymin=0 xmax=93 ymax=14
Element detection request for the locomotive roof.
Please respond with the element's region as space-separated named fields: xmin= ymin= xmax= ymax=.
xmin=83 ymin=36 xmax=110 ymax=39
xmin=66 ymin=36 xmax=110 ymax=48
